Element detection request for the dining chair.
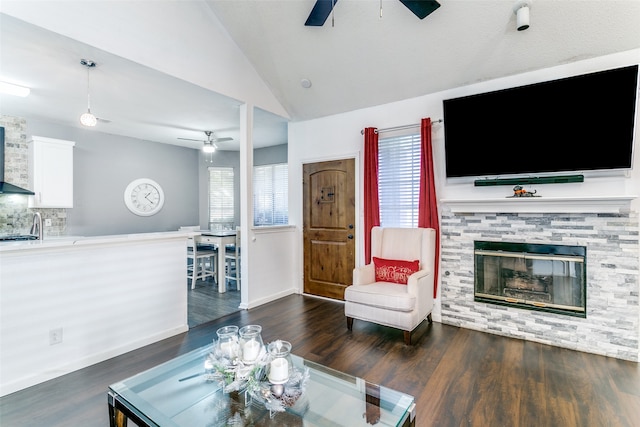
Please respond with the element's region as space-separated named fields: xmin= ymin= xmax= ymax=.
xmin=187 ymin=235 xmax=218 ymax=289
xmin=224 ymin=227 xmax=241 ymax=290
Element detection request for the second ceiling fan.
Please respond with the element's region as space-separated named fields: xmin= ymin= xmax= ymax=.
xmin=178 ymin=131 xmax=233 ymax=152
xmin=305 ymin=0 xmax=441 ymax=26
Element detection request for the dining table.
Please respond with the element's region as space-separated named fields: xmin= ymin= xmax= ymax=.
xmin=198 ymin=230 xmax=236 ymax=293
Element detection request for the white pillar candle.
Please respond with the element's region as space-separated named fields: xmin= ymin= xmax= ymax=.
xmin=243 ymin=339 xmax=260 ymax=362
xmin=269 ymin=357 xmax=289 ymax=383
xmin=220 ymin=340 xmax=237 ymax=359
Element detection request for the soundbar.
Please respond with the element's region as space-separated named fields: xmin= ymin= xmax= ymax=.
xmin=474 ymin=175 xmax=584 ymax=187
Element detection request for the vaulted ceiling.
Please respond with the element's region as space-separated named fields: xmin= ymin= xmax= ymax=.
xmin=1 ymin=1 xmax=639 ymax=150
xmin=207 ymin=0 xmax=640 ymax=121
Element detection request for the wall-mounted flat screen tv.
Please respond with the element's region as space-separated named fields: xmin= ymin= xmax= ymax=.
xmin=442 ymin=65 xmax=638 ymax=178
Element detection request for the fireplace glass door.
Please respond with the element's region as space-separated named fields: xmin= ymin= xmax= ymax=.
xmin=474 ymin=241 xmax=586 ymax=317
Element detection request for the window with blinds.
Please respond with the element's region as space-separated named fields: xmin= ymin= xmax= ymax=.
xmin=253 ymin=163 xmax=288 ymax=226
xmin=208 ymin=167 xmax=234 ymax=229
xmin=378 ymin=133 xmax=421 ymax=228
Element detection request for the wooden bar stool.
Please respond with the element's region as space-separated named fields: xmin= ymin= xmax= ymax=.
xmin=187 ymin=235 xmax=218 ymax=289
xmin=224 ymin=228 xmax=241 ymax=290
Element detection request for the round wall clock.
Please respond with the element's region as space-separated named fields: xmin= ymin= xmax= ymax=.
xmin=124 ymin=178 xmax=165 ymax=216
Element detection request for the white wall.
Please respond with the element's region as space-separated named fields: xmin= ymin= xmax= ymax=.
xmin=242 ymin=226 xmax=297 ymax=310
xmin=0 ymin=234 xmax=188 ymax=396
xmin=288 ymin=49 xmax=640 ymax=319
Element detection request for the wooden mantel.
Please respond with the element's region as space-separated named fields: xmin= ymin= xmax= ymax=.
xmin=440 ymin=195 xmax=637 ymax=214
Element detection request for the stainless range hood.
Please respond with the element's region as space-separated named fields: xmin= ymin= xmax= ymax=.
xmin=0 ymin=126 xmax=35 ymax=195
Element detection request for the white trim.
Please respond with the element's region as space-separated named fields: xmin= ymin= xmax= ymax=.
xmin=440 ymin=195 xmax=637 ymax=214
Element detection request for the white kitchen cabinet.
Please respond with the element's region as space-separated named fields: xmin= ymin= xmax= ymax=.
xmin=28 ymin=136 xmax=75 ymax=208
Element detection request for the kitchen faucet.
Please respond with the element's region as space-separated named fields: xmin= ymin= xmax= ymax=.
xmin=30 ymin=212 xmax=43 ymax=240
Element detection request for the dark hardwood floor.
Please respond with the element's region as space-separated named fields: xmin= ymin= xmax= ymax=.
xmin=1 ymin=294 xmax=638 ymax=426
xmin=188 ymin=276 xmax=240 ymax=328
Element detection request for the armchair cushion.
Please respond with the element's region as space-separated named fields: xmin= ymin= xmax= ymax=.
xmin=345 ymin=282 xmax=416 ymax=312
xmin=373 ymin=257 xmax=419 ymax=285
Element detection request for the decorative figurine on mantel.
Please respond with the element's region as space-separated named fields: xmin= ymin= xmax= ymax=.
xmin=508 ymin=185 xmax=540 ymax=198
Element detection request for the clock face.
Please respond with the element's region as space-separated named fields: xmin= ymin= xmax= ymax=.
xmin=124 ymin=178 xmax=165 ymax=216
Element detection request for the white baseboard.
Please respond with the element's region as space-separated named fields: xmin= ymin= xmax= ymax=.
xmin=0 ymin=325 xmax=188 ymax=397
xmin=240 ymin=289 xmax=297 ymax=310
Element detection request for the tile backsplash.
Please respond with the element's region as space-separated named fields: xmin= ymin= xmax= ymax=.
xmin=0 ymin=115 xmax=67 ymax=236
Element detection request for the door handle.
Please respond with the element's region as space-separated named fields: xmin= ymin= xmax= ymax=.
xmin=348 ymin=224 xmax=354 ymax=229
xmin=347 ymin=234 xmax=353 ymax=239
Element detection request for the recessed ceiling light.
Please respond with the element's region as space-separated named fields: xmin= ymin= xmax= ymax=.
xmin=300 ymin=78 xmax=312 ymax=89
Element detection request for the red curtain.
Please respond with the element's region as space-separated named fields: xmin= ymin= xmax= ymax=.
xmin=418 ymin=118 xmax=441 ymax=298
xmin=363 ymin=127 xmax=380 ymax=264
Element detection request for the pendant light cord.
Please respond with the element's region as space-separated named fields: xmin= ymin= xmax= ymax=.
xmin=81 ymin=59 xmax=96 ymax=113
xmin=86 ymin=66 xmax=92 ymax=112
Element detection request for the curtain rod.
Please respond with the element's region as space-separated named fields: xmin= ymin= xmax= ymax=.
xmin=360 ymin=119 xmax=443 ymax=135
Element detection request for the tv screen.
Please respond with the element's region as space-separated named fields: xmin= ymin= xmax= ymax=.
xmin=443 ymin=65 xmax=638 ymax=178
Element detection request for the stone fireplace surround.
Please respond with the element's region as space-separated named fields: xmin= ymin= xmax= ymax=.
xmin=439 ymin=202 xmax=639 ymax=362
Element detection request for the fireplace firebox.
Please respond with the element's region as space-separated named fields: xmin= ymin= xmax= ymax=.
xmin=474 ymin=241 xmax=586 ymax=317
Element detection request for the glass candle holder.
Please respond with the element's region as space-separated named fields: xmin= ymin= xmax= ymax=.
xmin=239 ymin=325 xmax=264 ymax=364
xmin=215 ymin=325 xmax=239 ymax=360
xmin=267 ymin=340 xmax=293 ymax=384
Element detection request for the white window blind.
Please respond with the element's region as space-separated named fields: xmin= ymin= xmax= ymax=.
xmin=253 ymin=163 xmax=288 ymax=226
xmin=208 ymin=167 xmax=234 ymax=228
xmin=378 ymin=133 xmax=421 ymax=228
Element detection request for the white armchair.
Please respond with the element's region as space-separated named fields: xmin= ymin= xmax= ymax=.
xmin=345 ymin=226 xmax=436 ymax=345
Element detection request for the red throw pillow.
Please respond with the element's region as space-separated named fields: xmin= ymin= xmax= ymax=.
xmin=373 ymin=257 xmax=420 ymax=285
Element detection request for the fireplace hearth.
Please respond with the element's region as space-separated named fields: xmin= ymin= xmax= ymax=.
xmin=474 ymin=241 xmax=586 ymax=317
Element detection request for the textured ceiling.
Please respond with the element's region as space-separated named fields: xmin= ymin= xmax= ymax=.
xmin=1 ymin=1 xmax=639 ymax=149
xmin=207 ymin=0 xmax=640 ymax=121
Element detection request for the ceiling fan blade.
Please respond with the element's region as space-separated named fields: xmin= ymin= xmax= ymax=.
xmin=96 ymin=117 xmax=111 ymax=124
xmin=398 ymin=0 xmax=440 ymax=19
xmin=178 ymin=137 xmax=205 ymax=142
xmin=215 ymin=137 xmax=233 ymax=142
xmin=305 ymin=0 xmax=338 ymax=26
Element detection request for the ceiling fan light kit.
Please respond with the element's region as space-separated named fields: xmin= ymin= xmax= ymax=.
xmin=202 ymin=142 xmax=216 ymax=153
xmin=177 ymin=130 xmax=233 ymax=153
xmin=80 ymin=59 xmax=98 ymax=127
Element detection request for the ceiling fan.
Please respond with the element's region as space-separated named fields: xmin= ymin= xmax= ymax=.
xmin=178 ymin=131 xmax=233 ymax=152
xmin=305 ymin=0 xmax=441 ymax=26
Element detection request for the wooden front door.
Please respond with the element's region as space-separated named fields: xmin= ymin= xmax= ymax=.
xmin=303 ymin=158 xmax=356 ymax=300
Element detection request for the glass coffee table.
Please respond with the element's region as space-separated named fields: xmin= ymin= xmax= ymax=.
xmin=108 ymin=345 xmax=415 ymax=426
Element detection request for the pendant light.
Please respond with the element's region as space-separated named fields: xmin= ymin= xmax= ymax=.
xmin=80 ymin=59 xmax=97 ymax=127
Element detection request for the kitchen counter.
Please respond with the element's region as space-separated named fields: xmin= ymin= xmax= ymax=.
xmin=0 ymin=230 xmax=191 ymax=252
xmin=1 ymin=230 xmax=190 ymax=396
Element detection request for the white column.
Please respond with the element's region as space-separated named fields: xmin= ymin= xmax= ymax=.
xmin=239 ymin=104 xmax=253 ymax=309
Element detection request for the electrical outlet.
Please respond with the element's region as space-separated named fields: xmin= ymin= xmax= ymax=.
xmin=45 ymin=218 xmax=52 ymax=226
xmin=49 ymin=328 xmax=63 ymax=345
